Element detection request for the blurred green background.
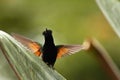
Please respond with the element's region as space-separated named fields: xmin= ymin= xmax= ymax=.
xmin=0 ymin=0 xmax=120 ymax=80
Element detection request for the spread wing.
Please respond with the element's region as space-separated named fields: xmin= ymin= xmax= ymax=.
xmin=56 ymin=45 xmax=84 ymax=58
xmin=11 ymin=33 xmax=42 ymax=56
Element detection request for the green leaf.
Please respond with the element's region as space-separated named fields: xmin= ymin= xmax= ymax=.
xmin=0 ymin=30 xmax=66 ymax=80
xmin=96 ymin=0 xmax=120 ymax=37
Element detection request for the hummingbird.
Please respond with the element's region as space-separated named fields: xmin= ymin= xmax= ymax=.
xmin=12 ymin=29 xmax=83 ymax=68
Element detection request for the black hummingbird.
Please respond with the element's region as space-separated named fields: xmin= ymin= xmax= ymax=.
xmin=12 ymin=29 xmax=83 ymax=68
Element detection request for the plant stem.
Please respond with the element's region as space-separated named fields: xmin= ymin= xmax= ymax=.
xmin=85 ymin=38 xmax=120 ymax=80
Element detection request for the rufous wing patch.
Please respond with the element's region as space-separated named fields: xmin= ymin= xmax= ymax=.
xmin=57 ymin=47 xmax=69 ymax=58
xmin=12 ymin=33 xmax=42 ymax=56
xmin=28 ymin=42 xmax=42 ymax=56
xmin=57 ymin=45 xmax=83 ymax=58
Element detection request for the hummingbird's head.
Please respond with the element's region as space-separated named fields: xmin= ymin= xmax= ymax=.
xmin=42 ymin=28 xmax=52 ymax=36
xmin=42 ymin=28 xmax=54 ymax=43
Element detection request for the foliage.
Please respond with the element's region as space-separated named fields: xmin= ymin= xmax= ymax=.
xmin=96 ymin=0 xmax=120 ymax=37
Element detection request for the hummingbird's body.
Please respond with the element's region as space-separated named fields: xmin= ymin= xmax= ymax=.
xmin=42 ymin=29 xmax=57 ymax=67
xmin=12 ymin=29 xmax=83 ymax=68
